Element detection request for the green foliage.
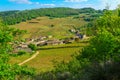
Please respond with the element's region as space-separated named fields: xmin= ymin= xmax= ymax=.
xmin=1 ymin=8 xmax=79 ymax=25
xmin=74 ymin=38 xmax=80 ymax=42
xmin=0 ymin=64 xmax=34 ymax=80
xmin=0 ymin=10 xmax=19 ymax=17
xmin=35 ymin=8 xmax=120 ymax=80
xmin=1 ymin=7 xmax=119 ymax=80
xmin=84 ymin=17 xmax=94 ymax=21
xmin=80 ymin=62 xmax=120 ymax=80
xmin=18 ymin=50 xmax=27 ymax=55
xmin=78 ymin=7 xmax=97 ymax=13
xmin=77 ymin=29 xmax=117 ymax=62
xmin=0 ymin=25 xmax=13 ymax=43
xmin=0 ymin=7 xmax=103 ymax=25
xmin=76 ymin=9 xmax=120 ymax=80
xmin=97 ymin=10 xmax=120 ymax=36
xmin=12 ymin=29 xmax=27 ymax=37
xmin=28 ymin=43 xmax=37 ymax=51
xmin=0 ymin=20 xmax=35 ymax=80
xmin=35 ymin=72 xmax=56 ymax=80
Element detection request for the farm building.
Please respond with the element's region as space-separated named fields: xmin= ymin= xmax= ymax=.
xmin=13 ymin=43 xmax=32 ymax=53
xmin=46 ymin=40 xmax=63 ymax=45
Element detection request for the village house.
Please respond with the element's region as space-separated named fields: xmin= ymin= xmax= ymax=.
xmin=33 ymin=40 xmax=47 ymax=46
xmin=69 ymin=29 xmax=76 ymax=33
xmin=37 ymin=42 xmax=46 ymax=46
xmin=13 ymin=43 xmax=32 ymax=53
xmin=63 ymin=38 xmax=74 ymax=44
xmin=25 ymin=38 xmax=35 ymax=44
xmin=34 ymin=36 xmax=47 ymax=42
xmin=46 ymin=40 xmax=63 ymax=45
xmin=47 ymin=35 xmax=53 ymax=39
xmin=75 ymin=30 xmax=87 ymax=39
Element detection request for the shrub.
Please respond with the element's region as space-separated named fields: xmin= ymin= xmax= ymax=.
xmin=28 ymin=44 xmax=37 ymax=51
xmin=18 ymin=51 xmax=27 ymax=55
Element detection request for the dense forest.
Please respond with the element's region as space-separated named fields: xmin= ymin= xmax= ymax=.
xmin=0 ymin=7 xmax=102 ymax=25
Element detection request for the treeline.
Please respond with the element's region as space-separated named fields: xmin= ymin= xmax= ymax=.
xmin=77 ymin=7 xmax=103 ymax=14
xmin=0 ymin=7 xmax=102 ymax=25
xmin=0 ymin=10 xmax=19 ymax=17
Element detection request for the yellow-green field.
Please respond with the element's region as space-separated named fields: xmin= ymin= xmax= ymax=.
xmin=10 ymin=16 xmax=87 ymax=39
xmin=9 ymin=15 xmax=89 ymax=73
xmin=9 ymin=42 xmax=88 ymax=73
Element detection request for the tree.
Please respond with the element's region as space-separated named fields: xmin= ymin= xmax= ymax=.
xmin=0 ymin=7 xmax=102 ymax=25
xmin=39 ymin=8 xmax=120 ymax=80
xmin=0 ymin=20 xmax=35 ymax=80
xmin=28 ymin=43 xmax=37 ymax=51
xmin=74 ymin=9 xmax=120 ymax=80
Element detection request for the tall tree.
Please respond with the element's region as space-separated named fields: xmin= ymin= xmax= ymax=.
xmin=0 ymin=20 xmax=34 ymax=80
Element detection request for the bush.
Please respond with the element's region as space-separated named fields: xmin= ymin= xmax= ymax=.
xmin=28 ymin=44 xmax=37 ymax=51
xmin=80 ymin=62 xmax=120 ymax=80
xmin=18 ymin=51 xmax=27 ymax=55
xmin=33 ymin=8 xmax=120 ymax=80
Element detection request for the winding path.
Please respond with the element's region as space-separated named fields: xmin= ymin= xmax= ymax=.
xmin=18 ymin=51 xmax=39 ymax=66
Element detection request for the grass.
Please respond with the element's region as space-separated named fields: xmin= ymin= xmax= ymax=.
xmin=9 ymin=15 xmax=89 ymax=73
xmin=9 ymin=53 xmax=32 ymax=64
xmin=10 ymin=16 xmax=88 ymax=39
xmin=26 ymin=47 xmax=81 ymax=73
xmin=9 ymin=42 xmax=88 ymax=73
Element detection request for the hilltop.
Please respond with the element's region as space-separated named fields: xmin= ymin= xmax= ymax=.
xmin=0 ymin=7 xmax=107 ymax=78
xmin=0 ymin=7 xmax=103 ymax=25
xmin=3 ymin=7 xmax=102 ymax=39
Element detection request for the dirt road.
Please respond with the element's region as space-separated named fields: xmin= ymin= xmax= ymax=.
xmin=18 ymin=51 xmax=39 ymax=66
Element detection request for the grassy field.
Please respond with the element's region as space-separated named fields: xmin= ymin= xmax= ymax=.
xmin=9 ymin=41 xmax=88 ymax=73
xmin=9 ymin=15 xmax=89 ymax=73
xmin=10 ymin=15 xmax=88 ymax=39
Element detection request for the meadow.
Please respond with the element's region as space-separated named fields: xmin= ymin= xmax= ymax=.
xmin=10 ymin=15 xmax=88 ymax=39
xmin=8 ymin=14 xmax=89 ymax=73
xmin=9 ymin=41 xmax=88 ymax=73
xmin=3 ymin=7 xmax=117 ymax=80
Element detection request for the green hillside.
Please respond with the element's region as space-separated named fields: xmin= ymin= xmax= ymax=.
xmin=2 ymin=7 xmax=117 ymax=80
xmin=7 ymin=8 xmax=102 ymax=39
xmin=10 ymin=16 xmax=87 ymax=39
xmin=0 ymin=7 xmax=102 ymax=25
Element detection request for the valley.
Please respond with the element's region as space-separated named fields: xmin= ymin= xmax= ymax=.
xmin=9 ymin=15 xmax=90 ymax=73
xmin=0 ymin=6 xmax=118 ymax=80
xmin=10 ymin=16 xmax=88 ymax=39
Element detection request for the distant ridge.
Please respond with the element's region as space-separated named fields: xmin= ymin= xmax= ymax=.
xmin=0 ymin=7 xmax=102 ymax=25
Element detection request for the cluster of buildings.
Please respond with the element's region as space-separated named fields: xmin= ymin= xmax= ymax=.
xmin=13 ymin=36 xmax=63 ymax=53
xmin=13 ymin=32 xmax=88 ymax=53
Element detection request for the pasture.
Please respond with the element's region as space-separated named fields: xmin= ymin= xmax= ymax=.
xmin=9 ymin=15 xmax=89 ymax=73
xmin=10 ymin=15 xmax=88 ymax=39
xmin=9 ymin=41 xmax=88 ymax=73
